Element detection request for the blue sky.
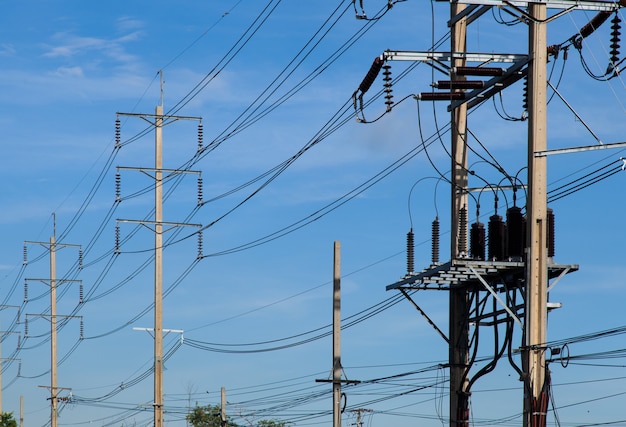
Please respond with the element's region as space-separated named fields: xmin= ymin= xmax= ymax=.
xmin=1 ymin=1 xmax=626 ymax=426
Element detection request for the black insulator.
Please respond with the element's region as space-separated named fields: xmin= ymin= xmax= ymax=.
xmin=547 ymin=208 xmax=555 ymax=258
xmin=522 ymin=75 xmax=529 ymax=112
xmin=197 ymin=231 xmax=203 ymax=259
xmin=383 ymin=63 xmax=394 ymax=109
xmin=115 ymin=225 xmax=120 ymax=254
xmin=610 ymin=14 xmax=621 ymax=65
xmin=197 ymin=123 xmax=204 ymax=152
xmin=383 ymin=64 xmax=394 ymax=112
xmin=383 ymin=63 xmax=392 ymax=83
xmin=24 ymin=281 xmax=28 ymax=302
xmin=431 ymin=217 xmax=440 ymax=265
xmin=454 ymin=66 xmax=504 ymax=76
xmin=78 ymin=249 xmax=83 ymax=269
xmin=579 ymin=11 xmax=612 ymax=39
xmin=79 ymin=283 xmax=84 ymax=304
xmin=80 ymin=319 xmax=84 ymax=340
xmin=358 ymin=56 xmax=384 ymax=94
xmin=458 ymin=206 xmax=468 ymax=257
xmin=115 ymin=172 xmax=121 ymax=202
xmin=23 ymin=245 xmax=27 ymax=265
xmin=488 ymin=214 xmax=506 ymax=261
xmin=470 ymin=222 xmax=486 ymax=261
xmin=24 ymin=318 xmax=28 ymax=337
xmin=419 ymin=92 xmax=465 ymax=101
xmin=406 ymin=229 xmax=415 ymax=274
xmin=115 ymin=118 xmax=121 ymax=148
xmin=435 ymin=80 xmax=485 ymax=90
xmin=197 ymin=176 xmax=203 ymax=206
xmin=506 ymin=206 xmax=525 ymax=261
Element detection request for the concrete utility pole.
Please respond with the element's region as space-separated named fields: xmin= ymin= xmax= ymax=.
xmin=349 ymin=408 xmax=372 ymax=427
xmin=316 ymin=241 xmax=360 ymax=427
xmin=50 ymin=235 xmax=58 ymax=427
xmin=25 ymin=219 xmax=81 ymax=427
xmin=154 ymin=103 xmax=165 ymax=427
xmin=449 ymin=2 xmax=470 ymax=426
xmin=221 ymin=387 xmax=227 ymax=427
xmin=333 ymin=241 xmax=342 ymax=427
xmin=524 ymin=3 xmax=548 ymax=427
xmin=0 ymin=314 xmax=22 ymax=414
xmin=116 ymin=80 xmax=202 ymax=427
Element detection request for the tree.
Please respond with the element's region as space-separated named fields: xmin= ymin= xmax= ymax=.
xmin=187 ymin=404 xmax=233 ymax=427
xmin=186 ymin=405 xmax=289 ymax=427
xmin=0 ymin=412 xmax=17 ymax=427
xmin=256 ymin=420 xmax=288 ymax=427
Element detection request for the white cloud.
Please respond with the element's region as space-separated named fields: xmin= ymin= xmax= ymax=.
xmin=116 ymin=16 xmax=144 ymax=33
xmin=52 ymin=66 xmax=84 ymax=78
xmin=0 ymin=43 xmax=16 ymax=56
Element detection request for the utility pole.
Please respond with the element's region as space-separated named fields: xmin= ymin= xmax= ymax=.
xmin=25 ymin=217 xmax=81 ymax=427
xmin=524 ymin=3 xmax=548 ymax=427
xmin=316 ymin=241 xmax=359 ymax=427
xmin=221 ymin=387 xmax=227 ymax=427
xmin=349 ymin=408 xmax=372 ymax=427
xmin=0 ymin=307 xmax=21 ymax=413
xmin=449 ymin=2 xmax=470 ymax=426
xmin=116 ymin=74 xmax=203 ymax=427
xmin=332 ymin=241 xmax=341 ymax=427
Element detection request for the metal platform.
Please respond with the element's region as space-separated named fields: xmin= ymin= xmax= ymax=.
xmin=386 ymin=259 xmax=579 ymax=292
xmin=435 ymin=0 xmax=622 ymax=12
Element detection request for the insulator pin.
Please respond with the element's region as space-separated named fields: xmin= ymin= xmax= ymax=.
xmin=406 ymin=229 xmax=414 ymax=274
xmin=470 ymin=222 xmax=485 ymax=261
xmin=197 ymin=230 xmax=203 ymax=259
xmin=610 ymin=13 xmax=621 ymax=66
xmin=458 ymin=206 xmax=468 ymax=257
xmin=197 ymin=176 xmax=203 ymax=206
xmin=431 ymin=217 xmax=440 ymax=265
xmin=115 ymin=118 xmax=121 ymax=148
xmin=115 ymin=172 xmax=121 ymax=202
xmin=358 ymin=56 xmax=383 ymax=94
xmin=383 ymin=63 xmax=393 ymax=112
xmin=454 ymin=66 xmax=504 ymax=76
xmin=435 ymin=80 xmax=485 ymax=90
xmin=506 ymin=206 xmax=525 ymax=261
xmin=522 ymin=75 xmax=529 ymax=113
xmin=197 ymin=123 xmax=204 ymax=152
xmin=547 ymin=208 xmax=555 ymax=258
xmin=115 ymin=225 xmax=121 ymax=254
xmin=579 ymin=11 xmax=612 ymax=39
xmin=488 ymin=214 xmax=506 ymax=261
xmin=419 ymin=92 xmax=465 ymax=101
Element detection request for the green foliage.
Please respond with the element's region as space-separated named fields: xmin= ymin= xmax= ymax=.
xmin=256 ymin=420 xmax=288 ymax=427
xmin=187 ymin=404 xmax=232 ymax=427
xmin=0 ymin=412 xmax=17 ymax=427
xmin=186 ymin=405 xmax=289 ymax=427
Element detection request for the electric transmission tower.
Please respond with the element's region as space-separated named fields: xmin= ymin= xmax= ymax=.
xmin=24 ymin=216 xmax=83 ymax=427
xmin=115 ymin=76 xmax=203 ymax=427
xmin=374 ymin=1 xmax=623 ymax=426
